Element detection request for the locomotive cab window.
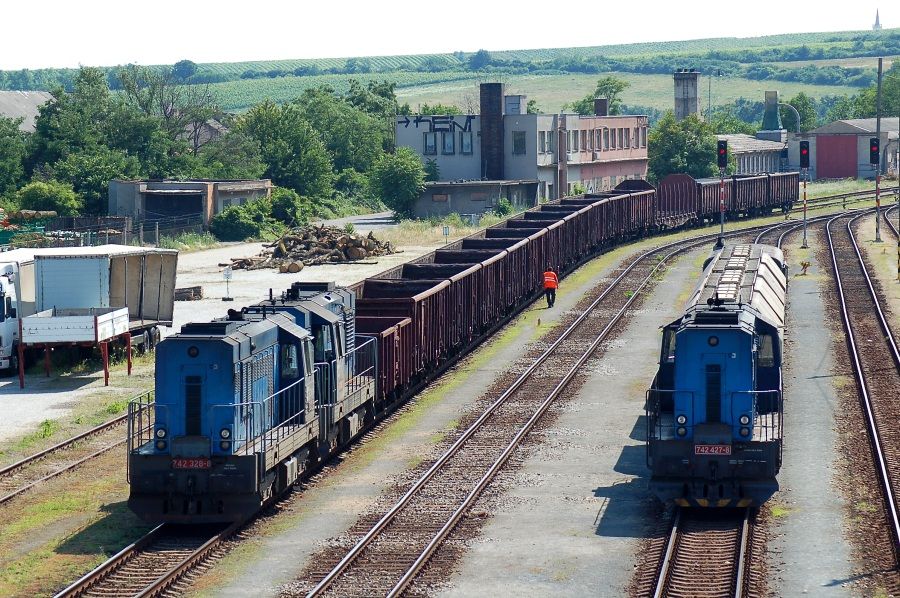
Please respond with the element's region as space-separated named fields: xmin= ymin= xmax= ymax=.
xmin=757 ymin=334 xmax=776 ymax=368
xmin=660 ymin=325 xmax=677 ymax=362
xmin=281 ymin=344 xmax=299 ymax=378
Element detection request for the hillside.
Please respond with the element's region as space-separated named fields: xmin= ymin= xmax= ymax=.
xmin=0 ymin=28 xmax=896 ymax=114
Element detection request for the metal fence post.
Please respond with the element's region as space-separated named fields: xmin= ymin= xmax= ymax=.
xmin=139 ymin=223 xmax=144 ymax=246
xmin=155 ymin=222 xmax=160 ymax=246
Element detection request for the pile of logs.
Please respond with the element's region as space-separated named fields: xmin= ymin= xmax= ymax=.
xmin=229 ymin=225 xmax=397 ymax=273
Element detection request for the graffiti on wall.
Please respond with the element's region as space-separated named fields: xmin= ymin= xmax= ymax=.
xmin=397 ymin=115 xmax=475 ymax=132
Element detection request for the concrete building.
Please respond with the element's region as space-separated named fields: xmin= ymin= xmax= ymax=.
xmin=396 ymin=83 xmax=649 ymax=203
xmin=674 ymin=69 xmax=701 ymax=121
xmin=0 ymin=91 xmax=53 ymax=132
xmin=414 ymin=180 xmax=539 ymax=219
xmin=717 ymin=134 xmax=786 ymax=174
xmin=788 ymin=119 xmax=899 ymax=180
xmin=108 ymin=179 xmax=272 ymax=225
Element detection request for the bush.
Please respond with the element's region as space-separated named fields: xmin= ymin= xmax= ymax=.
xmin=270 ymin=187 xmax=311 ymax=226
xmin=209 ymin=198 xmax=282 ymax=241
xmin=15 ymin=180 xmax=82 ymax=216
xmin=494 ymin=198 xmax=513 ymax=216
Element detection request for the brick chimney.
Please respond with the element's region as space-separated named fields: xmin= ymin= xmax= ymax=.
xmin=480 ymin=83 xmax=504 ymax=180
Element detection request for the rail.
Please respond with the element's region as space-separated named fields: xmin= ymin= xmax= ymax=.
xmin=826 ymin=211 xmax=900 ymax=553
xmin=306 ymin=218 xmax=800 ymax=596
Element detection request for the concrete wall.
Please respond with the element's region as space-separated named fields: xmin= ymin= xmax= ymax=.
xmin=503 ymin=114 xmax=540 ymax=181
xmin=413 ymin=182 xmax=539 ymax=219
xmin=395 ymin=114 xmax=482 ymax=181
xmin=674 ymin=70 xmax=700 ymax=121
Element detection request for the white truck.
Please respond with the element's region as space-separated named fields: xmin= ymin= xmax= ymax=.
xmin=0 ymin=245 xmax=178 ymax=372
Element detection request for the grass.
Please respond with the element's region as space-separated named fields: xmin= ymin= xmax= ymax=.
xmin=769 ymin=504 xmax=791 ymax=518
xmin=157 ymin=231 xmax=219 ymax=252
xmin=0 ymin=461 xmax=152 ymax=598
xmin=378 ymin=212 xmax=507 ymax=247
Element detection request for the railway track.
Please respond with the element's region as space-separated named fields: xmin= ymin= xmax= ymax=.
xmin=0 ymin=393 xmax=150 ymax=506
xmin=651 ymin=508 xmax=752 ymax=598
xmin=826 ymin=210 xmax=900 ymax=553
xmin=54 ymin=522 xmax=238 ymax=598
xmin=297 ymin=221 xmax=796 ymax=598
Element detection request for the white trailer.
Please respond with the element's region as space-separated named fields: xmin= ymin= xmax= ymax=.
xmin=6 ymin=245 xmax=178 ymax=384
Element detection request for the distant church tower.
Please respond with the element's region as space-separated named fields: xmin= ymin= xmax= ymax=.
xmin=873 ymin=9 xmax=882 ymax=31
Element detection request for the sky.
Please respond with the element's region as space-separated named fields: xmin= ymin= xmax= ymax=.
xmin=0 ymin=1 xmax=892 ymax=71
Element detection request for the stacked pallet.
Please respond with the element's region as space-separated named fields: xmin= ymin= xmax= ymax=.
xmin=229 ymin=225 xmax=397 ymax=272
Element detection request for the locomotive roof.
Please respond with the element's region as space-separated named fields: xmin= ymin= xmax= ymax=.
xmin=684 ymin=244 xmax=786 ymax=329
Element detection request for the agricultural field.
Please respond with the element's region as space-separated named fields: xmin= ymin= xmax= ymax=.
xmin=208 ymin=71 xmax=477 ymax=112
xmin=206 ymin=70 xmax=859 ymax=114
xmin=397 ymin=73 xmax=855 ymax=115
xmin=760 ymin=55 xmax=897 ymax=69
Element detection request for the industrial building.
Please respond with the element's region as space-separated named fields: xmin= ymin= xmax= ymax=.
xmin=108 ymin=179 xmax=272 ymax=225
xmin=789 ymin=119 xmax=899 ymax=180
xmin=395 ymin=83 xmax=649 ymax=211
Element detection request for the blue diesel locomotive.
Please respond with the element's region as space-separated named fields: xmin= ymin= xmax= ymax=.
xmin=646 ymin=243 xmax=787 ymax=507
xmin=126 ymin=283 xmax=375 ymax=523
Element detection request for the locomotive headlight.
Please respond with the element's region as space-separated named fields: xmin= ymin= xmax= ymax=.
xmin=220 ymin=441 xmax=231 ymax=451
xmin=708 ymin=336 xmax=719 ymax=347
xmin=740 ymin=427 xmax=751 ymax=437
xmin=676 ymin=426 xmax=687 ymax=437
xmin=155 ymin=428 xmax=167 ymax=439
xmin=676 ymin=414 xmax=687 ymax=425
xmin=155 ymin=439 xmax=167 ymax=451
xmin=739 ymin=414 xmax=751 ymax=426
xmin=187 ymin=345 xmax=200 ymax=358
xmin=220 ymin=428 xmax=231 ymax=439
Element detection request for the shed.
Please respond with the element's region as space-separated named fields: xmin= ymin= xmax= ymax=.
xmin=792 ymin=119 xmax=899 ymax=180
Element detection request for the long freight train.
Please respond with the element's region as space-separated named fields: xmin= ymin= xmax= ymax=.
xmin=646 ymin=243 xmax=787 ymax=507
xmin=126 ymin=171 xmax=799 ymax=523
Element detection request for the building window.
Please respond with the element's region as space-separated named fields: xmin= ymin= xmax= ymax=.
xmin=441 ymin=132 xmax=455 ymax=155
xmin=238 ymin=197 xmax=247 ymax=205
xmin=221 ymin=198 xmax=232 ymax=212
xmin=625 ymin=129 xmax=630 ymax=149
xmin=609 ymin=129 xmax=616 ymax=150
xmin=618 ymin=128 xmax=624 ymax=149
xmin=424 ymin=132 xmax=437 ymax=155
xmin=432 ymin=193 xmax=448 ymax=202
xmin=603 ymin=128 xmax=610 ymax=150
xmin=513 ymin=130 xmax=526 ymax=155
xmin=539 ymin=131 xmax=546 ymax=153
xmin=460 ymin=131 xmax=473 ymax=155
xmin=595 ymin=129 xmax=601 ymax=151
xmin=580 ymin=130 xmax=587 ymax=151
xmin=642 ymin=127 xmax=647 ymax=147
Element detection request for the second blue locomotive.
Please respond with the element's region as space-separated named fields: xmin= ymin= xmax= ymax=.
xmin=646 ymin=243 xmax=787 ymax=507
xmin=127 ymin=282 xmax=375 ymax=522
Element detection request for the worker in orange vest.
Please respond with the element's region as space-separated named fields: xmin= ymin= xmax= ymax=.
xmin=543 ymin=267 xmax=559 ymax=308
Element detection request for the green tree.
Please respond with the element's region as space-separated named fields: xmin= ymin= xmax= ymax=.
xmin=368 ymin=148 xmax=425 ymax=218
xmin=824 ymin=95 xmax=859 ymax=122
xmin=15 ymin=180 xmax=82 ymax=216
xmin=468 ymin=50 xmax=492 ymax=70
xmin=567 ymin=76 xmax=630 ymax=115
xmin=28 ymin=68 xmax=112 ymax=171
xmin=0 ymin=117 xmax=26 ymax=198
xmin=237 ymin=100 xmax=334 ymax=199
xmin=526 ymin=99 xmax=541 ymax=114
xmin=270 ymin=186 xmax=311 ymax=226
xmin=647 ymin=112 xmax=717 ymax=183
xmin=708 ymin=109 xmax=756 ymax=135
xmin=417 ymin=103 xmax=462 ymax=115
xmin=192 ymin=131 xmax=266 ymax=180
xmin=424 ymin=158 xmax=440 ymax=182
xmin=51 ymin=147 xmax=140 ymax=214
xmin=780 ymin=92 xmax=817 ymax=132
xmin=172 ymin=60 xmax=198 ymax=81
xmin=295 ymin=88 xmax=385 ymax=173
xmin=849 ymin=62 xmax=900 ymax=119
